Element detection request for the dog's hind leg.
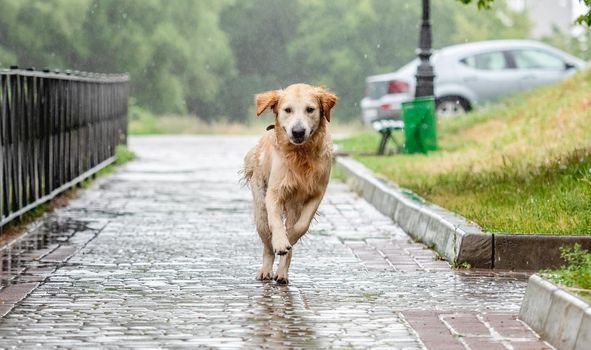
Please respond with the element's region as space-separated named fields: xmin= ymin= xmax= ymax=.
xmin=253 ymin=181 xmax=275 ymax=281
xmin=275 ymin=250 xmax=292 ymax=284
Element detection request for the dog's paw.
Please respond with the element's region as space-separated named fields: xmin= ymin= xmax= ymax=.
xmin=274 ymin=274 xmax=289 ymax=285
xmin=256 ymin=270 xmax=274 ymax=281
xmin=272 ymin=236 xmax=292 ymax=256
xmin=274 ymin=245 xmax=291 ymax=256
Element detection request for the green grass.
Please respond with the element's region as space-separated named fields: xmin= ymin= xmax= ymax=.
xmin=543 ymin=244 xmax=591 ymax=300
xmin=115 ymin=144 xmax=135 ymax=165
xmin=81 ymin=145 xmax=135 ymax=188
xmin=128 ymin=102 xmax=280 ymax=136
xmin=129 ymin=112 xmax=271 ymax=135
xmin=335 ymin=69 xmax=591 ymax=234
xmin=330 ymin=166 xmax=346 ymax=182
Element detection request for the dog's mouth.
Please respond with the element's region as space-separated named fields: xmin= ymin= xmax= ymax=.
xmin=290 ymin=136 xmax=306 ymax=145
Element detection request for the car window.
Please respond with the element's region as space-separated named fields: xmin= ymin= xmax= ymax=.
xmin=366 ymin=81 xmax=388 ymax=99
xmin=461 ymin=51 xmax=508 ymax=71
xmin=511 ymin=49 xmax=565 ymax=70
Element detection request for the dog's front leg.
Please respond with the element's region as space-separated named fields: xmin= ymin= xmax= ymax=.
xmin=287 ymin=195 xmax=323 ymax=245
xmin=265 ymin=190 xmax=292 ymax=255
xmin=275 ymin=251 xmax=292 ymax=284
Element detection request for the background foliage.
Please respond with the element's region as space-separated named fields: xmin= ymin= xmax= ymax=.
xmin=0 ymin=0 xmax=585 ymax=122
xmin=459 ymin=0 xmax=591 ymax=25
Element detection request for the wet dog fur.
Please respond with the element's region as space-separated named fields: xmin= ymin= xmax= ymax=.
xmin=243 ymin=83 xmax=337 ymax=284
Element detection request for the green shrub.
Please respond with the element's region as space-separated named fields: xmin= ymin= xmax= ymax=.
xmin=545 ymin=244 xmax=591 ymax=292
xmin=115 ymin=145 xmax=135 ymax=165
xmin=128 ymin=100 xmax=161 ymax=135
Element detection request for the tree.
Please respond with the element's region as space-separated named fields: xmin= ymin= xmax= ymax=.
xmin=443 ymin=0 xmax=529 ymax=44
xmin=287 ymin=0 xmax=419 ymax=119
xmin=218 ymin=0 xmax=302 ymax=122
xmin=285 ymin=0 xmax=528 ymax=120
xmin=79 ymin=0 xmax=235 ymax=116
xmin=216 ymin=0 xmax=531 ymax=122
xmin=0 ymin=0 xmax=538 ymax=122
xmin=0 ymin=0 xmax=234 ymax=118
xmin=542 ymin=25 xmax=591 ymax=61
xmin=578 ymin=0 xmax=591 ymax=25
xmin=458 ymin=0 xmax=591 ymax=26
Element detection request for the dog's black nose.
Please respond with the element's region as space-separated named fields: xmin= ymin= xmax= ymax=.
xmin=292 ymin=127 xmax=306 ymax=140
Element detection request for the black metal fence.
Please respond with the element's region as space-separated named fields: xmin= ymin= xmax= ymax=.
xmin=1 ymin=68 xmax=129 ymax=227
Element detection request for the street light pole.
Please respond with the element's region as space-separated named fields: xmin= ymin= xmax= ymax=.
xmin=415 ymin=0 xmax=435 ymax=98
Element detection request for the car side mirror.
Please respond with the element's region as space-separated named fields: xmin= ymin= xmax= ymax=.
xmin=564 ymin=62 xmax=576 ymax=70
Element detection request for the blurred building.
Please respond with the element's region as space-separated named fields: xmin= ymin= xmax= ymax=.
xmin=527 ymin=0 xmax=572 ymax=37
xmin=508 ymin=0 xmax=574 ymax=37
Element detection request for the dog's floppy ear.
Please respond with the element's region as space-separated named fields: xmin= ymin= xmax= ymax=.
xmin=316 ymin=88 xmax=337 ymax=122
xmin=255 ymin=90 xmax=280 ymax=117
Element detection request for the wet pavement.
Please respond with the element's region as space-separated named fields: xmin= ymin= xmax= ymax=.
xmin=0 ymin=136 xmax=552 ymax=349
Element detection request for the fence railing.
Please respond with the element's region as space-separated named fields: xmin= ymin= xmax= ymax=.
xmin=1 ymin=68 xmax=129 ymax=227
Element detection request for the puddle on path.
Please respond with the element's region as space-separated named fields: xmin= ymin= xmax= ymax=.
xmin=0 ymin=217 xmax=101 ymax=287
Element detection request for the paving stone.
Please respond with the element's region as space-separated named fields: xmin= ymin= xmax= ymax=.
xmin=510 ymin=341 xmax=555 ymax=350
xmin=0 ymin=283 xmax=39 ymax=304
xmin=461 ymin=338 xmax=507 ymax=350
xmin=0 ymin=136 xmax=547 ymax=349
xmin=442 ymin=313 xmax=490 ymax=336
xmin=40 ymin=245 xmax=78 ymax=263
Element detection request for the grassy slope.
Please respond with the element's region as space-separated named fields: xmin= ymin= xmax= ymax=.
xmin=336 ymin=69 xmax=591 ymax=234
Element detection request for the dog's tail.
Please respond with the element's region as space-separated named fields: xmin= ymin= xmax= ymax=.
xmin=239 ymin=151 xmax=255 ymax=188
xmin=238 ymin=166 xmax=253 ymax=188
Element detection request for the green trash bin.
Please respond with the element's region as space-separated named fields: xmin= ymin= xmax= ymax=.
xmin=401 ymin=96 xmax=437 ymax=154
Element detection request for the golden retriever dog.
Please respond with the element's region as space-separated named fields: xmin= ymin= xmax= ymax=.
xmin=243 ymin=83 xmax=337 ymax=284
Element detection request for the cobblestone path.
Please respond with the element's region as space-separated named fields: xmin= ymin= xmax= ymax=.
xmin=0 ymin=136 xmax=552 ymax=349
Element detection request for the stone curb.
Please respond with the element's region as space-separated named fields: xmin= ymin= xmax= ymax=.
xmin=519 ymin=274 xmax=591 ymax=350
xmin=334 ymin=156 xmax=591 ymax=269
xmin=494 ymin=234 xmax=591 ymax=270
xmin=335 ymin=156 xmax=491 ymax=267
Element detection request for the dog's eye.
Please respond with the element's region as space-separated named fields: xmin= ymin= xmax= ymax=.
xmin=284 ymin=107 xmax=292 ymax=114
xmin=306 ymin=107 xmax=315 ymax=113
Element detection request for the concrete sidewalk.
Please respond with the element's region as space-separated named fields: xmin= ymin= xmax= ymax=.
xmin=0 ymin=136 xmax=551 ymax=349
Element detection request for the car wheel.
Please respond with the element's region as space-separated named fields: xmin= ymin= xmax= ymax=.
xmin=436 ymin=97 xmax=470 ymax=119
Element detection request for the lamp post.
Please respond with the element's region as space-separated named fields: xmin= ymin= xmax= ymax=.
xmin=401 ymin=0 xmax=437 ymax=154
xmin=415 ymin=0 xmax=435 ymax=97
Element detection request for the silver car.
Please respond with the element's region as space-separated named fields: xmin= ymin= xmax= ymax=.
xmin=361 ymin=40 xmax=587 ymax=124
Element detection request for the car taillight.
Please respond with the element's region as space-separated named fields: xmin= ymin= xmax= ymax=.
xmin=380 ymin=103 xmax=391 ymax=111
xmin=388 ymin=80 xmax=409 ymax=93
